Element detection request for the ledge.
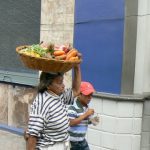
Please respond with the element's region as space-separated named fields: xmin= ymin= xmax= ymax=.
xmin=0 ymin=124 xmax=24 ymax=136
xmin=93 ymin=92 xmax=149 ymax=102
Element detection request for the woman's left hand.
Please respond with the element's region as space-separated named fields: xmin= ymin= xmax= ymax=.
xmin=77 ymin=52 xmax=82 ymax=60
xmin=24 ymin=129 xmax=29 ymax=141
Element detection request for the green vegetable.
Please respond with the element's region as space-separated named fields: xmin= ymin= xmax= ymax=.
xmin=27 ymin=44 xmax=47 ymax=56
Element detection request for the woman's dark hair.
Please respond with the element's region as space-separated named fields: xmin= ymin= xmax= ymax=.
xmin=37 ymin=72 xmax=64 ymax=93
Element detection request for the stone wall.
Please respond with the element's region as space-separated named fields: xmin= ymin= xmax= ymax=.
xmin=141 ymin=100 xmax=150 ymax=150
xmin=40 ymin=0 xmax=75 ymax=87
xmin=87 ymin=93 xmax=144 ymax=150
xmin=0 ymin=83 xmax=36 ymax=128
xmin=122 ymin=0 xmax=150 ymax=94
xmin=40 ymin=0 xmax=75 ymax=44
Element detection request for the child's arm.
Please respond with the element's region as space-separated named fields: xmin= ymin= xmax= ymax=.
xmin=70 ymin=108 xmax=94 ymax=126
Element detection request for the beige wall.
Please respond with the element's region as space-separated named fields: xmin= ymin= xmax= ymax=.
xmin=122 ymin=0 xmax=150 ymax=94
xmin=134 ymin=0 xmax=150 ymax=94
xmin=40 ymin=0 xmax=75 ymax=44
xmin=88 ymin=94 xmax=144 ymax=150
xmin=40 ymin=0 xmax=75 ymax=88
xmin=0 ymin=83 xmax=36 ymax=128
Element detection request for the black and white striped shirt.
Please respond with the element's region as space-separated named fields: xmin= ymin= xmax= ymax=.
xmin=28 ymin=88 xmax=74 ymax=149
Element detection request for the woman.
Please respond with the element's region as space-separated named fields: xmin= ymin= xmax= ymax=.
xmin=27 ymin=65 xmax=81 ymax=150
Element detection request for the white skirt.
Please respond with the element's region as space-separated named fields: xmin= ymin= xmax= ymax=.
xmin=40 ymin=141 xmax=70 ymax=150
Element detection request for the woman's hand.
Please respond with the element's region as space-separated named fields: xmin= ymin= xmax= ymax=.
xmin=27 ymin=136 xmax=37 ymax=150
xmin=77 ymin=52 xmax=82 ymax=60
xmin=24 ymin=129 xmax=29 ymax=141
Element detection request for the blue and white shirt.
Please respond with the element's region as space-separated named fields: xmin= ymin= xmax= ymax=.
xmin=28 ymin=88 xmax=74 ymax=149
xmin=68 ymin=99 xmax=90 ymax=142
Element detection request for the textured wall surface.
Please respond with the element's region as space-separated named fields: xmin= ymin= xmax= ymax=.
xmin=133 ymin=0 xmax=150 ymax=94
xmin=141 ymin=100 xmax=150 ymax=150
xmin=123 ymin=0 xmax=150 ymax=94
xmin=87 ymin=96 xmax=143 ymax=150
xmin=40 ymin=0 xmax=74 ymax=44
xmin=0 ymin=83 xmax=35 ymax=150
xmin=40 ymin=0 xmax=75 ymax=87
xmin=0 ymin=83 xmax=36 ymax=128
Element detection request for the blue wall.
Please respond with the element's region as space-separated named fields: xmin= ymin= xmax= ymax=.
xmin=74 ymin=0 xmax=125 ymax=94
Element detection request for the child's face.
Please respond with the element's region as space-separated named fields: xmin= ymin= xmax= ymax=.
xmin=80 ymin=93 xmax=93 ymax=106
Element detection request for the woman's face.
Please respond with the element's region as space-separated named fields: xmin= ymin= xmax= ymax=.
xmin=48 ymin=76 xmax=65 ymax=95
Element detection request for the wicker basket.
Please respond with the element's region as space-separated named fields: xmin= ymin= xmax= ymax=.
xmin=16 ymin=45 xmax=81 ymax=73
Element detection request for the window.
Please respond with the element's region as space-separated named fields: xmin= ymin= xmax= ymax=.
xmin=0 ymin=0 xmax=41 ymax=85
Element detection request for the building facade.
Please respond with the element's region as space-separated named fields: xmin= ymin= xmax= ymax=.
xmin=0 ymin=0 xmax=150 ymax=150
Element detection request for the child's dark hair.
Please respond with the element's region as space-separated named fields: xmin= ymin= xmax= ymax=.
xmin=38 ymin=72 xmax=64 ymax=93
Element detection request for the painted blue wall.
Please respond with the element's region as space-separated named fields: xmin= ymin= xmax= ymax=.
xmin=74 ymin=0 xmax=125 ymax=94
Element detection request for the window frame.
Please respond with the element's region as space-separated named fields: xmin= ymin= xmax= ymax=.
xmin=0 ymin=70 xmax=39 ymax=86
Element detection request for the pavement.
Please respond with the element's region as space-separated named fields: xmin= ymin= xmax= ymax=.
xmin=0 ymin=130 xmax=26 ymax=150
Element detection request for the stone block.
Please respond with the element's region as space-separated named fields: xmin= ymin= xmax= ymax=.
xmin=0 ymin=84 xmax=8 ymax=124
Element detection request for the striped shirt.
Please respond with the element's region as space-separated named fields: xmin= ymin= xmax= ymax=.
xmin=68 ymin=99 xmax=89 ymax=142
xmin=28 ymin=88 xmax=74 ymax=149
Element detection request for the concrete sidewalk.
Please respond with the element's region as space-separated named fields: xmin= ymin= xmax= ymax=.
xmin=0 ymin=130 xmax=26 ymax=150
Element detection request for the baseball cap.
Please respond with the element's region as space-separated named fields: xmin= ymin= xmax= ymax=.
xmin=80 ymin=81 xmax=95 ymax=95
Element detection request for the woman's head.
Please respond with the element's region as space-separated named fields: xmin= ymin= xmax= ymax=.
xmin=38 ymin=72 xmax=65 ymax=95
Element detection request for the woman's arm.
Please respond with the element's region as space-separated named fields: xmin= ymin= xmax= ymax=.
xmin=27 ymin=135 xmax=37 ymax=150
xmin=72 ymin=64 xmax=81 ymax=97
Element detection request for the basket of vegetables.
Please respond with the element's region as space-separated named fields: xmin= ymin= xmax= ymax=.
xmin=16 ymin=43 xmax=81 ymax=73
